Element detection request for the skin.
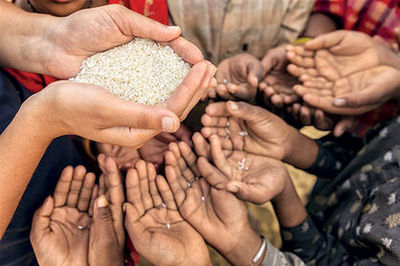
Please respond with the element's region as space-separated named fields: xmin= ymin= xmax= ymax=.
xmin=0 ymin=3 xmax=216 ymax=238
xmin=287 ymin=30 xmax=400 ymax=115
xmin=164 ymin=150 xmax=263 ymax=266
xmin=259 ymin=45 xmax=300 ymax=107
xmin=124 ymin=160 xmax=211 ymax=266
xmin=97 ymin=125 xmax=193 ymax=170
xmin=207 ymin=53 xmax=265 ymax=101
xmin=200 ymin=101 xmax=318 ymax=169
xmin=30 ymin=165 xmax=124 ymax=266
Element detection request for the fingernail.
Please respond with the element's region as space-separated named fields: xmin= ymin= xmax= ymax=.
xmin=122 ymin=204 xmax=126 ymax=212
xmin=229 ymin=102 xmax=239 ymax=111
xmin=167 ymin=26 xmax=181 ymax=32
xmin=333 ymin=98 xmax=346 ymax=107
xmin=227 ymin=185 xmax=239 ymax=193
xmin=162 ymin=117 xmax=178 ymax=132
xmin=97 ymin=196 xmax=108 ymax=208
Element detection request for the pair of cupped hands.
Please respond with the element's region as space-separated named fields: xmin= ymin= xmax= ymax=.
xmin=31 ymin=99 xmax=305 ymax=266
xmin=24 ymin=4 xmax=216 ymax=150
xmin=208 ymin=29 xmax=400 ymax=136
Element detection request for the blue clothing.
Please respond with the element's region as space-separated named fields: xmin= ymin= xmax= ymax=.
xmin=0 ymin=70 xmax=85 ymax=265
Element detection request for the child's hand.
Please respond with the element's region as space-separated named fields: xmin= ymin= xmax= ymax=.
xmin=210 ymin=53 xmax=264 ymax=101
xmin=286 ymin=31 xmax=400 ymax=115
xmin=164 ymin=145 xmax=263 ymax=265
xmin=123 ymin=160 xmax=211 ymax=266
xmin=259 ymin=45 xmax=300 ymax=107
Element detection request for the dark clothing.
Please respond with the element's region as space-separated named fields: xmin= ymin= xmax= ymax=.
xmin=0 ymin=70 xmax=85 ymax=265
xmin=282 ymin=117 xmax=400 ymax=265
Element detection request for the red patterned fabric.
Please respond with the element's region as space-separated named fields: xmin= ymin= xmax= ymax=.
xmin=4 ymin=0 xmax=169 ymax=94
xmin=315 ymin=0 xmax=400 ymax=42
xmin=315 ymin=0 xmax=400 ymax=137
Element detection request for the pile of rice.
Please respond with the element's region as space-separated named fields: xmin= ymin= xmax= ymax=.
xmin=71 ymin=38 xmax=191 ymax=105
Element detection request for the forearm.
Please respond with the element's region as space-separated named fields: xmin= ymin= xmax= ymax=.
xmin=284 ymin=128 xmax=319 ymax=170
xmin=0 ymin=100 xmax=53 ymax=238
xmin=0 ymin=1 xmax=57 ymax=73
xmin=272 ymin=178 xmax=307 ymax=228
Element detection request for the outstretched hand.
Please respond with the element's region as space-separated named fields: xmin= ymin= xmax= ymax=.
xmin=30 ymin=166 xmax=95 ymax=266
xmin=124 ymin=160 xmax=211 ymax=266
xmin=164 ymin=145 xmax=263 ymax=265
xmin=287 ymin=30 xmax=400 ymax=115
xmin=209 ymin=53 xmax=264 ymax=101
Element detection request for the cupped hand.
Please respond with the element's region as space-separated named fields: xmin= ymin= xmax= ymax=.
xmin=30 ymin=166 xmax=95 ymax=266
xmin=124 ymin=160 xmax=211 ymax=266
xmin=164 ymin=147 xmax=262 ymax=265
xmin=42 ymin=5 xmax=201 ymax=79
xmin=259 ymin=45 xmax=300 ymax=107
xmin=27 ymin=80 xmax=183 ymax=148
xmin=201 ymin=101 xmax=294 ymax=161
xmin=210 ymin=53 xmax=264 ymax=101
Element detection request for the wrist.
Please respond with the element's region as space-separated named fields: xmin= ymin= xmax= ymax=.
xmin=272 ymin=180 xmax=307 ymax=228
xmin=283 ymin=127 xmax=318 ymax=169
xmin=223 ymin=227 xmax=262 ymax=266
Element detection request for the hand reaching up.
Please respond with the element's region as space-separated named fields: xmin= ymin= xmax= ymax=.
xmin=164 ymin=147 xmax=263 ymax=265
xmin=123 ymin=160 xmax=211 ymax=266
xmin=208 ymin=53 xmax=264 ymax=101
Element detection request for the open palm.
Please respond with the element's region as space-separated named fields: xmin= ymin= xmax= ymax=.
xmin=124 ymin=161 xmax=210 ymax=266
xmin=30 ymin=166 xmax=95 ymax=266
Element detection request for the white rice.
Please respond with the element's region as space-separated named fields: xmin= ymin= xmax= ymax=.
xmin=71 ymin=38 xmax=191 ymax=105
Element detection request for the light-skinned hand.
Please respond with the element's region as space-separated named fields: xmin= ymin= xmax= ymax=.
xmin=124 ymin=160 xmax=211 ymax=266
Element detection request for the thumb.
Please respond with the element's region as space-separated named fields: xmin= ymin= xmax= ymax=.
xmin=92 ymin=195 xmax=115 ymax=234
xmin=31 ymin=196 xmax=54 ymax=235
xmin=333 ymin=117 xmax=355 ymax=137
xmin=333 ymin=84 xmax=387 ymax=108
xmin=226 ymin=101 xmax=269 ymax=123
xmin=247 ymin=61 xmax=264 ymax=88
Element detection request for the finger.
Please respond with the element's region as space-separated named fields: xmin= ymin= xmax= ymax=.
xmin=193 ymin=132 xmax=211 ymax=159
xmin=209 ymin=135 xmax=227 ymax=170
xmin=165 ymin=150 xmax=189 ymax=190
xmin=165 ymin=165 xmax=186 ymax=207
xmin=163 ymin=61 xmax=208 ymax=118
xmin=113 ymin=5 xmax=182 ymax=41
xmin=229 ymin=83 xmax=256 ymax=100
xmin=247 ymin=60 xmax=264 ymax=88
xmin=179 ymin=142 xmax=201 ymax=177
xmin=224 ymin=101 xmax=269 ymax=124
xmin=77 ymin=172 xmax=96 ymax=212
xmin=156 ymin=174 xmax=178 ymax=210
xmin=333 ymin=116 xmax=355 ymax=137
xmin=31 ymin=196 xmax=54 ymax=236
xmin=286 ymin=51 xmax=315 ymax=68
xmin=99 ymin=175 xmax=106 ymax=196
xmin=201 ymin=127 xmax=228 ymax=138
xmin=299 ymin=106 xmax=312 ymax=125
xmin=66 ymin=166 xmax=86 ymax=208
xmin=270 ymin=94 xmax=284 ymax=107
xmin=162 ymin=36 xmax=204 ymax=65
xmin=92 ymin=195 xmax=117 ymax=247
xmin=201 ymin=114 xmax=228 ymax=128
xmin=333 ymin=84 xmax=388 ymax=108
xmin=126 ymin=168 xmax=145 ymax=215
xmin=89 ymin=184 xmax=98 ymax=217
xmin=97 ymin=153 xmax=107 ymax=172
xmin=216 ymin=84 xmax=233 ymax=100
xmin=54 ymin=166 xmax=73 ymax=207
xmin=149 ymin=167 xmax=163 ymax=207
xmin=197 ymin=157 xmax=228 ymax=189
xmin=104 ymin=157 xmax=124 ymax=205
xmin=135 ymin=160 xmax=153 ymax=210
xmin=304 ymin=30 xmax=348 ymax=50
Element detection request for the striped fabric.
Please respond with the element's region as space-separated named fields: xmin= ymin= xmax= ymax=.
xmin=167 ymin=0 xmax=316 ymax=64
